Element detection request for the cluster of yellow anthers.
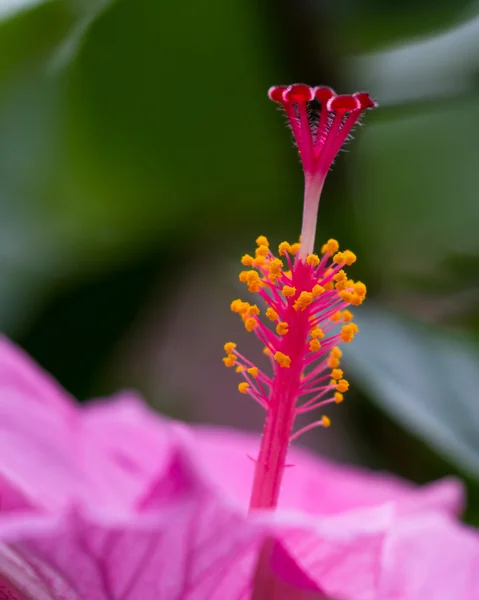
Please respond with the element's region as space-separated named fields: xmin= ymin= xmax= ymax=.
xmin=223 ymin=235 xmax=366 ymax=413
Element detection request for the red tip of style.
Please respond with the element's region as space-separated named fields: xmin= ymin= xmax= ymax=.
xmin=268 ymin=86 xmax=287 ymax=102
xmin=354 ymin=91 xmax=377 ymax=109
xmin=314 ymin=86 xmax=335 ymax=104
xmin=283 ymin=84 xmax=314 ymax=103
xmin=268 ymin=84 xmax=377 ymax=177
xmin=327 ymin=94 xmax=359 ymax=112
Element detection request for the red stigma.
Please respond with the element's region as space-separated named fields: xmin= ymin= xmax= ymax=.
xmin=268 ymin=84 xmax=376 ymax=179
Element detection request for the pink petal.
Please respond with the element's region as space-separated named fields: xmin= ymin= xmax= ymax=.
xmin=0 ymin=541 xmax=79 ymax=599
xmin=0 ymin=339 xmax=178 ymax=513
xmin=252 ymin=537 xmax=328 ymax=600
xmin=276 ymin=505 xmax=479 ymax=600
xmin=0 ymin=447 xmax=268 ymax=600
xmin=0 ymin=388 xmax=154 ymax=513
xmin=81 ymin=393 xmax=177 ymax=487
xmin=0 ymin=336 xmax=75 ymax=413
xmin=191 ymin=425 xmax=464 ymax=516
xmin=278 ymin=505 xmax=392 ymax=600
xmin=379 ymin=512 xmax=479 ymax=599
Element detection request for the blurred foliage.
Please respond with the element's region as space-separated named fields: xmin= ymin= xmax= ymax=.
xmin=1 ymin=0 xmax=479 ymax=516
xmin=344 ymin=306 xmax=479 ymax=478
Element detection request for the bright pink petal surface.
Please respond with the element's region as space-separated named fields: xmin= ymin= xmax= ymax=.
xmin=252 ymin=537 xmax=328 ymax=599
xmin=0 ymin=499 xmax=478 ymax=599
xmin=0 ymin=333 xmax=464 ymax=519
xmin=191 ymin=425 xmax=464 ymax=517
xmin=0 ymin=336 xmax=476 ymax=599
xmin=82 ymin=394 xmax=177 ymax=492
xmin=275 ymin=505 xmax=479 ymax=600
xmin=0 ymin=447 xmax=267 ymax=600
xmin=378 ymin=511 xmax=479 ymax=599
xmin=0 ymin=336 xmax=75 ymax=413
xmin=0 ymin=338 xmax=174 ymax=514
xmin=0 ymin=387 xmax=161 ymax=513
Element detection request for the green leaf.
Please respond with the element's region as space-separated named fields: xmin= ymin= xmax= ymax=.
xmin=348 ymin=15 xmax=479 ymax=104
xmin=343 ymin=305 xmax=479 ymax=478
xmin=0 ymin=0 xmax=293 ymax=336
xmin=351 ymin=96 xmax=479 ymax=301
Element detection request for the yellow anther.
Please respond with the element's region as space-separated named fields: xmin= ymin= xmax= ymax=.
xmin=334 ymin=392 xmax=344 ymax=404
xmin=283 ymin=270 xmax=292 ymax=279
xmin=321 ymin=415 xmax=331 ymax=428
xmin=331 ymin=311 xmax=342 ymax=322
xmin=244 ymin=318 xmax=258 ymax=332
xmin=231 ymin=299 xmax=248 ymax=314
xmin=293 ymin=291 xmax=314 ymax=312
xmin=247 ymin=305 xmax=260 ymax=316
xmin=328 ymin=357 xmax=340 ymax=369
xmin=282 ymin=285 xmax=296 ymax=298
xmin=223 ymin=354 xmax=236 ymax=367
xmin=256 ymin=235 xmax=269 ymax=247
xmin=306 ymin=254 xmax=320 ymax=267
xmin=336 ymin=379 xmax=349 ymax=393
xmin=324 ymin=281 xmax=334 ymax=291
xmin=312 ymin=284 xmax=324 ymax=297
xmin=343 ymin=310 xmax=353 ymax=322
xmin=278 ymin=241 xmax=292 ymax=256
xmin=253 ymin=256 xmax=266 ymax=267
xmin=237 ymin=302 xmax=251 ymax=317
xmin=265 ymin=307 xmax=278 ymax=321
xmin=274 ymin=351 xmax=291 ymax=368
xmin=343 ymin=250 xmax=357 ymax=266
xmin=263 ymin=347 xmax=272 ymax=356
xmin=333 ymin=252 xmax=345 ymax=265
xmin=328 ymin=346 xmax=342 ymax=368
xmin=354 ymin=281 xmax=367 ymax=297
xmin=332 ymin=368 xmax=343 ymax=380
xmin=309 ymin=339 xmax=321 ymax=352
xmin=276 ymin=321 xmax=289 ymax=336
xmin=334 ymin=270 xmax=348 ymax=291
xmin=241 ymin=301 xmax=251 ymax=313
xmin=236 ymin=365 xmax=245 ymax=373
xmin=241 ymin=254 xmax=255 ymax=266
xmin=269 ymin=257 xmax=283 ymax=271
xmin=238 ymin=382 xmax=250 ymax=394
xmin=247 ymin=367 xmax=259 ymax=378
xmin=256 ymin=245 xmax=269 ymax=257
xmin=310 ymin=327 xmax=324 ymax=339
xmin=239 ymin=271 xmax=248 ymax=283
xmin=339 ymin=290 xmax=353 ymax=303
xmin=321 ymin=239 xmax=339 ymax=256
xmin=244 ymin=270 xmax=262 ymax=293
xmin=341 ymin=323 xmax=359 ymax=343
xmin=245 ymin=270 xmax=260 ymax=284
xmin=224 ymin=342 xmax=237 ymax=354
xmin=290 ymin=242 xmax=301 ymax=255
xmin=350 ymin=294 xmax=365 ymax=306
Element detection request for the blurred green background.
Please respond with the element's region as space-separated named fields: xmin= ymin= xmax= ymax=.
xmin=2 ymin=0 xmax=479 ymax=519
